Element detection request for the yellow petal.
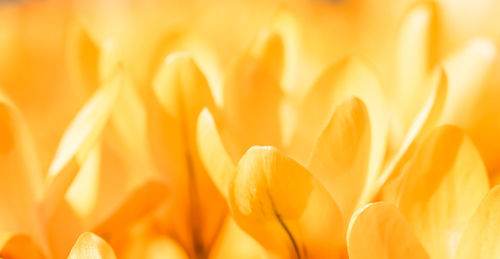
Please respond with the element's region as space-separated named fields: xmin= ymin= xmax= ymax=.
xmin=397 ymin=125 xmax=489 ymax=259
xmin=295 ymin=57 xmax=388 ymax=204
xmin=378 ymin=69 xmax=447 ymax=202
xmin=68 ymin=232 xmax=116 ymax=259
xmin=42 ymin=69 xmax=122 ymax=221
xmin=66 ymin=23 xmax=99 ymax=94
xmin=209 ymin=217 xmax=267 ymax=259
xmin=230 ymin=146 xmax=344 ymax=258
xmin=393 ymin=2 xmax=437 ymax=130
xmin=0 ymin=95 xmax=45 ymax=251
xmin=222 ymin=34 xmax=284 ymax=157
xmin=93 ymin=180 xmax=169 ymax=236
xmin=455 ymin=186 xmax=500 ymax=259
xmin=65 ymin=144 xmax=101 ymax=219
xmin=441 ymin=39 xmax=497 ymax=124
xmin=0 ymin=233 xmax=45 ymax=259
xmin=309 ymin=97 xmax=371 ymax=218
xmin=151 ymin=52 xmax=226 ymax=255
xmin=347 ymin=202 xmax=429 ymax=259
xmin=109 ymin=220 xmax=189 ymax=259
xmin=197 ymin=108 xmax=236 ymax=199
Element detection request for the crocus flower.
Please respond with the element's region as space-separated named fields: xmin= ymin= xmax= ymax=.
xmin=1 ymin=0 xmax=500 ymax=258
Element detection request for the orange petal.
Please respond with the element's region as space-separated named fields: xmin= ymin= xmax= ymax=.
xmin=397 ymin=125 xmax=489 ymax=259
xmin=0 ymin=95 xmax=45 ymax=251
xmin=209 ymin=217 xmax=267 ymax=259
xmin=347 ymin=202 xmax=429 ymax=259
xmin=309 ymin=97 xmax=371 ymax=218
xmin=42 ymin=70 xmax=122 ymax=220
xmin=0 ymin=233 xmax=45 ymax=259
xmin=109 ymin=220 xmax=189 ymax=259
xmin=93 ymin=180 xmax=169 ymax=236
xmin=68 ymin=232 xmax=116 ymax=259
xmin=151 ymin=53 xmax=226 ymax=255
xmin=455 ymin=186 xmax=500 ymax=259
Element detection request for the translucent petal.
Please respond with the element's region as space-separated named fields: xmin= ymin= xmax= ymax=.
xmin=295 ymin=57 xmax=388 ymax=205
xmin=455 ymin=186 xmax=500 ymax=259
xmin=347 ymin=202 xmax=429 ymax=259
xmin=230 ymin=146 xmax=344 ymax=258
xmin=378 ymin=69 xmax=447 ymax=202
xmin=67 ymin=232 xmax=116 ymax=259
xmin=197 ymin=108 xmax=236 ymax=199
xmin=394 ymin=2 xmax=437 ymax=130
xmin=209 ymin=217 xmax=267 ymax=259
xmin=0 ymin=95 xmax=45 ymax=251
xmin=0 ymin=233 xmax=45 ymax=259
xmin=397 ymin=125 xmax=489 ymax=259
xmin=309 ymin=97 xmax=371 ymax=218
xmin=42 ymin=70 xmax=122 ymax=221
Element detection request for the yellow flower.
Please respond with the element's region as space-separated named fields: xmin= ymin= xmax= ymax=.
xmin=1 ymin=0 xmax=500 ymax=258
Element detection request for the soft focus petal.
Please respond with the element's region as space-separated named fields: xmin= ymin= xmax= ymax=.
xmin=222 ymin=33 xmax=284 ymax=157
xmin=393 ymin=2 xmax=437 ymax=132
xmin=347 ymin=202 xmax=429 ymax=259
xmin=440 ymin=39 xmax=497 ymax=124
xmin=0 ymin=233 xmax=45 ymax=259
xmin=295 ymin=57 xmax=388 ymax=205
xmin=68 ymin=232 xmax=116 ymax=259
xmin=0 ymin=95 xmax=45 ymax=252
xmin=209 ymin=217 xmax=267 ymax=259
xmin=309 ymin=97 xmax=371 ymax=218
xmin=397 ymin=125 xmax=489 ymax=259
xmin=455 ymin=186 xmax=500 ymax=259
xmin=109 ymin=220 xmax=189 ymax=259
xmin=42 ymin=69 xmax=122 ymax=221
xmin=230 ymin=146 xmax=345 ymax=258
xmin=197 ymin=108 xmax=236 ymax=199
xmin=151 ymin=53 xmax=225 ymax=256
xmin=379 ymin=69 xmax=448 ymax=202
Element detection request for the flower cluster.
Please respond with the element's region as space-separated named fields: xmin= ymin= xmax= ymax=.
xmin=0 ymin=0 xmax=499 ymax=258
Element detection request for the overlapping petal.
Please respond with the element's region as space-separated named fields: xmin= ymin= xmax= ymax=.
xmin=347 ymin=202 xmax=429 ymax=259
xmin=229 ymin=146 xmax=345 ymax=258
xmin=397 ymin=125 xmax=489 ymax=259
xmin=309 ymin=97 xmax=371 ymax=218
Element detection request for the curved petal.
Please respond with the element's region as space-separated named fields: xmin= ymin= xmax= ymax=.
xmin=0 ymin=95 xmax=45 ymax=251
xmin=151 ymin=53 xmax=225 ymax=256
xmin=230 ymin=146 xmax=344 ymax=258
xmin=455 ymin=186 xmax=500 ymax=259
xmin=209 ymin=217 xmax=267 ymax=259
xmin=197 ymin=108 xmax=236 ymax=199
xmin=42 ymin=70 xmax=122 ymax=221
xmin=68 ymin=232 xmax=116 ymax=259
xmin=93 ymin=180 xmax=169 ymax=236
xmin=295 ymin=57 xmax=388 ymax=204
xmin=108 ymin=220 xmax=189 ymax=259
xmin=347 ymin=202 xmax=429 ymax=259
xmin=222 ymin=33 xmax=284 ymax=157
xmin=441 ymin=39 xmax=497 ymax=124
xmin=393 ymin=2 xmax=437 ymax=131
xmin=0 ymin=233 xmax=45 ymax=259
xmin=378 ymin=69 xmax=447 ymax=202
xmin=309 ymin=97 xmax=371 ymax=218
xmin=397 ymin=125 xmax=489 ymax=259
